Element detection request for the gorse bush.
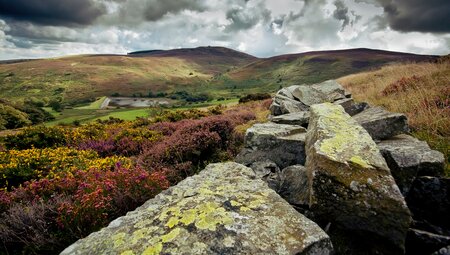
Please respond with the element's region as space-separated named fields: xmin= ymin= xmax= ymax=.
xmin=0 ymin=101 xmax=266 ymax=254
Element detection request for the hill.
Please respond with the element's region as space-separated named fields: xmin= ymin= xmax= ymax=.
xmin=0 ymin=47 xmax=438 ymax=108
xmin=338 ymin=57 xmax=449 ymax=174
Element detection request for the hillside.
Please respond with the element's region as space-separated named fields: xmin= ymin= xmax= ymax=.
xmin=0 ymin=47 xmax=437 ymax=108
xmin=338 ymin=57 xmax=450 ymax=174
xmin=217 ymin=48 xmax=437 ymax=93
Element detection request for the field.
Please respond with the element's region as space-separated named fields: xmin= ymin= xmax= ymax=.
xmin=338 ymin=59 xmax=450 ymax=174
xmin=0 ymin=100 xmax=270 ymax=254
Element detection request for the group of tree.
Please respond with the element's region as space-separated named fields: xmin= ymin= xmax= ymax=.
xmin=0 ymin=99 xmax=54 ymax=130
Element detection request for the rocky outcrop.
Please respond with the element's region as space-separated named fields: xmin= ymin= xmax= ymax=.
xmin=61 ymin=162 xmax=333 ymax=255
xmin=269 ymin=80 xmax=347 ymax=116
xmin=235 ymin=122 xmax=307 ymax=169
xmin=305 ymin=103 xmax=411 ymax=254
xmin=353 ymin=106 xmax=409 ymax=140
xmin=378 ymin=135 xmax=445 ymax=195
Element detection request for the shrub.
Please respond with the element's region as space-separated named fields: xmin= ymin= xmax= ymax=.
xmin=238 ymin=93 xmax=272 ymax=103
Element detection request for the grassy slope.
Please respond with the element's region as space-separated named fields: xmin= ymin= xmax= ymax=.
xmin=338 ymin=60 xmax=450 ymax=174
xmin=0 ymin=47 xmax=436 ymax=106
xmin=218 ymin=48 xmax=437 ymax=94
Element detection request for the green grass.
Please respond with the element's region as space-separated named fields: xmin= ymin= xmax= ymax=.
xmin=76 ymin=96 xmax=107 ymax=109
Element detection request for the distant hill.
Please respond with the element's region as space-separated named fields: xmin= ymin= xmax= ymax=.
xmin=0 ymin=47 xmax=438 ymax=106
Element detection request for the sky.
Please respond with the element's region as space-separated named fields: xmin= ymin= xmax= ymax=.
xmin=0 ymin=0 xmax=449 ymax=60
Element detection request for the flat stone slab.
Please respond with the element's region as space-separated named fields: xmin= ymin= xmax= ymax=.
xmin=61 ymin=162 xmax=333 ymax=255
xmin=236 ymin=122 xmax=307 ymax=169
xmin=353 ymin=106 xmax=409 ymax=140
xmin=269 ymin=111 xmax=310 ymax=126
xmin=278 ymin=165 xmax=310 ymax=206
xmin=305 ymin=103 xmax=411 ymax=254
xmin=378 ymin=134 xmax=445 ymax=195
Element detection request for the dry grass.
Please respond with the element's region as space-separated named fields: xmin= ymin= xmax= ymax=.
xmin=338 ymin=60 xmax=450 ymax=174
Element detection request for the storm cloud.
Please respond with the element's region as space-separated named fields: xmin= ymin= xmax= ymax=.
xmin=375 ymin=0 xmax=450 ymax=33
xmin=0 ymin=0 xmax=107 ymax=26
xmin=0 ymin=0 xmax=449 ymax=60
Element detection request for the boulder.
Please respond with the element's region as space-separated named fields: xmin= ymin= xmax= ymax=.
xmin=406 ymin=229 xmax=450 ymax=255
xmin=305 ymin=103 xmax=411 ymax=254
xmin=311 ymin=80 xmax=346 ymax=102
xmin=378 ymin=135 xmax=445 ymax=195
xmin=353 ymin=106 xmax=409 ymax=140
xmin=61 ymin=162 xmax=333 ymax=255
xmin=270 ymin=94 xmax=309 ymax=115
xmin=345 ymin=101 xmax=370 ymax=116
xmin=277 ymin=87 xmax=295 ymax=100
xmin=406 ymin=177 xmax=450 ymax=231
xmin=290 ymin=86 xmax=327 ymax=106
xmin=235 ymin=122 xmax=307 ymax=169
xmin=269 ymin=111 xmax=310 ymax=126
xmin=278 ymin=165 xmax=310 ymax=206
xmin=333 ymin=98 xmax=354 ymax=112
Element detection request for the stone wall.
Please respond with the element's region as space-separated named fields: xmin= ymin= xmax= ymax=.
xmin=62 ymin=80 xmax=448 ymax=255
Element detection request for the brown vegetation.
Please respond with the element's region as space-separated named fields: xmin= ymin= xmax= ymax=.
xmin=338 ymin=60 xmax=450 ymax=174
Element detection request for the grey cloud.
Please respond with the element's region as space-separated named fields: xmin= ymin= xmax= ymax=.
xmin=376 ymin=0 xmax=450 ymax=33
xmin=333 ymin=0 xmax=350 ymax=30
xmin=0 ymin=0 xmax=107 ymax=27
xmin=143 ymin=0 xmax=206 ymax=21
xmin=225 ymin=3 xmax=271 ymax=32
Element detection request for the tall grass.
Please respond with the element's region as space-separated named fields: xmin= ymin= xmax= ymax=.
xmin=338 ymin=60 xmax=450 ymax=175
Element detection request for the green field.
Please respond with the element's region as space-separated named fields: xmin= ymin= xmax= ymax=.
xmin=43 ymin=98 xmax=240 ymax=126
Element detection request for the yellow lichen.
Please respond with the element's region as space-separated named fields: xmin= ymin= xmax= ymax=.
xmin=121 ymin=250 xmax=135 ymax=255
xmin=141 ymin=243 xmax=162 ymax=255
xmin=179 ymin=209 xmax=196 ymax=225
xmin=165 ymin=217 xmax=179 ymax=228
xmin=161 ymin=228 xmax=181 ymax=243
xmin=112 ymin=232 xmax=127 ymax=248
xmin=350 ymin=155 xmax=372 ymax=169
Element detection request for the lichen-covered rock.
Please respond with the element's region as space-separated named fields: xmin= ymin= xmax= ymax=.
xmin=270 ymin=94 xmax=309 ymax=116
xmin=305 ymin=103 xmax=411 ymax=254
xmin=61 ymin=162 xmax=333 ymax=255
xmin=378 ymin=135 xmax=445 ymax=195
xmin=269 ymin=111 xmax=310 ymax=126
xmin=235 ymin=122 xmax=307 ymax=169
xmin=290 ymin=85 xmax=327 ymax=106
xmin=353 ymin=106 xmax=410 ymax=140
xmin=311 ymin=80 xmax=346 ymax=102
xmin=278 ymin=165 xmax=310 ymax=206
xmin=406 ymin=177 xmax=450 ymax=232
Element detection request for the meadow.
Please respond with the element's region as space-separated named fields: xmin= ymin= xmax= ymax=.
xmin=338 ymin=59 xmax=450 ymax=174
xmin=0 ymin=100 xmax=270 ymax=254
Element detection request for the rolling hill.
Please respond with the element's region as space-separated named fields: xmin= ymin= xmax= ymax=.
xmin=0 ymin=47 xmax=438 ymax=107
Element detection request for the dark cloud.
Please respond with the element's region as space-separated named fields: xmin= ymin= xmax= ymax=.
xmin=333 ymin=0 xmax=350 ymax=30
xmin=225 ymin=3 xmax=271 ymax=32
xmin=0 ymin=0 xmax=106 ymax=27
xmin=142 ymin=0 xmax=206 ymax=21
xmin=377 ymin=0 xmax=450 ymax=33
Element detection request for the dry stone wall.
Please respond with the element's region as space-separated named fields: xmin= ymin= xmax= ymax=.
xmin=62 ymin=79 xmax=448 ymax=255
xmin=239 ymin=80 xmax=448 ymax=254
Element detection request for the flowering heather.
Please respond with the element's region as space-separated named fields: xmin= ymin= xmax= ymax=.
xmin=0 ymin=101 xmax=265 ymax=253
